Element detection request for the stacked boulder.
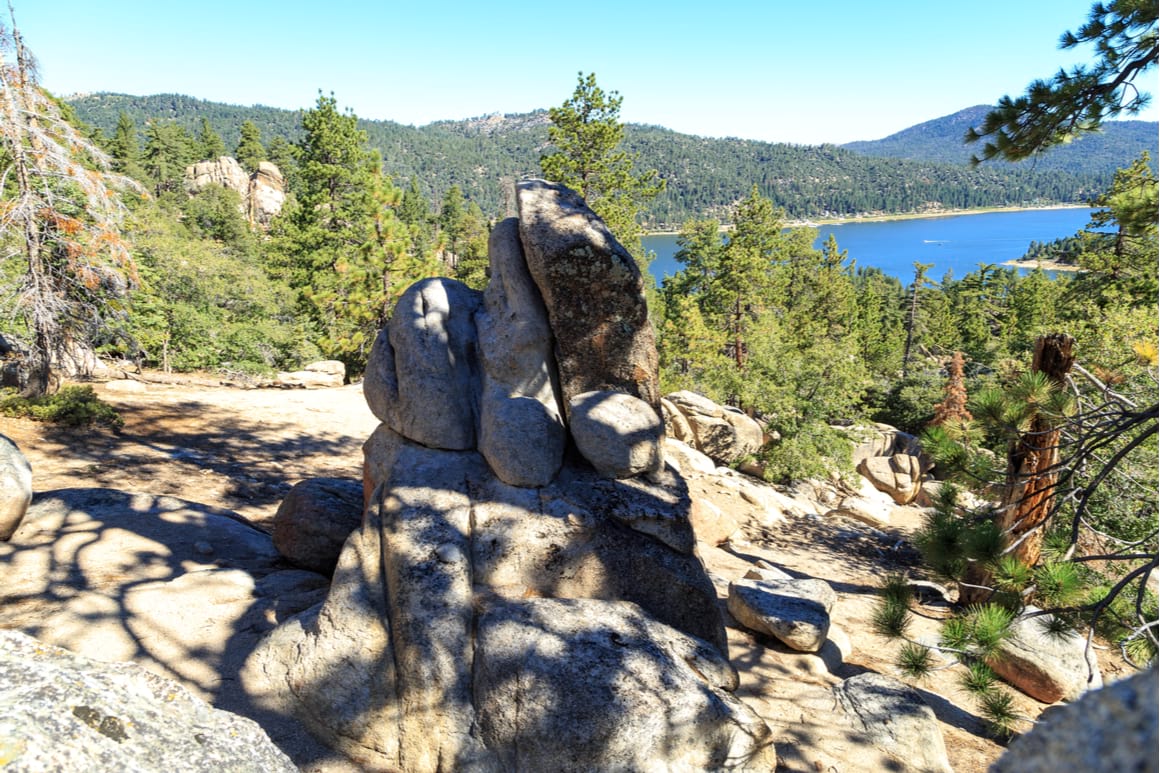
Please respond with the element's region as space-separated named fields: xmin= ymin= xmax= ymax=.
xmin=849 ymin=423 xmax=931 ymax=505
xmin=246 ymin=180 xmax=777 ymax=771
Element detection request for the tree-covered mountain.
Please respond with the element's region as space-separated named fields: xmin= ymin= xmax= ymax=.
xmin=841 ymin=105 xmax=1157 ymax=174
xmin=68 ymin=93 xmax=1149 ymax=228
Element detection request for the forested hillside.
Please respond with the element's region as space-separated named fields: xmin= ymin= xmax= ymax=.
xmin=842 ymin=105 xmax=1158 ymax=174
xmin=68 ymin=93 xmax=1131 ymax=228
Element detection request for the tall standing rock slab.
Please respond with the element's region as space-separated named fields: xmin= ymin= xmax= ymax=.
xmin=476 ymin=217 xmax=566 ymax=487
xmin=516 ymin=179 xmax=660 ymax=413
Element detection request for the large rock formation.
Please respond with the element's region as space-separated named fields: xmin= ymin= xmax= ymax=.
xmin=185 ymin=156 xmax=286 ymax=225
xmin=246 ymin=180 xmax=776 ymax=770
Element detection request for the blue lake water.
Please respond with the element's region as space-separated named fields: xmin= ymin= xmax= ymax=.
xmin=645 ymin=207 xmax=1095 ymax=284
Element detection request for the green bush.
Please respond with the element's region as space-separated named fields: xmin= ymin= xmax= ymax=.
xmin=0 ymin=385 xmax=123 ymax=429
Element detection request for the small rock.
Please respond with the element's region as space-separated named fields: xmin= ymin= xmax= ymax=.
xmin=833 ymin=672 xmax=952 ymax=773
xmin=727 ymin=577 xmax=836 ymax=652
xmin=990 ymin=608 xmax=1102 ymax=703
xmin=272 ymin=478 xmax=365 ymax=576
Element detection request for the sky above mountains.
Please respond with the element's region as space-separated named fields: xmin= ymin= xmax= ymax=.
xmin=14 ymin=0 xmax=1159 ymax=145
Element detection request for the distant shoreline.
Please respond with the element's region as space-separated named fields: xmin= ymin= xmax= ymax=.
xmin=1000 ymin=258 xmax=1082 ymax=272
xmin=646 ymin=203 xmax=1092 ymax=235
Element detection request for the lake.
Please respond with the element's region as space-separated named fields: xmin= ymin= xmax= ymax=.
xmin=644 ymin=207 xmax=1095 ymax=284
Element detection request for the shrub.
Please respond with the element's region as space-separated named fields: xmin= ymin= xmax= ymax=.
xmin=0 ymin=385 xmax=123 ymax=429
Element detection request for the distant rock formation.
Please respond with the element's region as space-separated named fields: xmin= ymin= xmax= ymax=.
xmin=185 ymin=156 xmax=285 ymax=226
xmin=248 ymin=180 xmax=777 ymax=771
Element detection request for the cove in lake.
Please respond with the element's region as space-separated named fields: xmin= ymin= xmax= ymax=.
xmin=645 ymin=207 xmax=1095 ymax=284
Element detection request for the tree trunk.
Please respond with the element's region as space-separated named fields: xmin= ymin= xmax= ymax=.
xmin=961 ymin=333 xmax=1075 ymax=604
xmin=998 ymin=333 xmax=1076 ymax=564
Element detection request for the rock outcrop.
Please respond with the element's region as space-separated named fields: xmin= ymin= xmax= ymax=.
xmin=185 ymin=156 xmax=286 ymax=226
xmin=990 ymin=668 xmax=1157 ymax=773
xmin=246 ymin=180 xmax=775 ymax=771
xmin=663 ymin=390 xmax=764 ymax=466
xmin=0 ymin=629 xmax=296 ymax=772
xmin=0 ymin=434 xmax=31 ymax=540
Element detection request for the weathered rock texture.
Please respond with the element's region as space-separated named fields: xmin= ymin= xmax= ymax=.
xmin=247 ymin=180 xmax=773 ymax=771
xmin=990 ymin=668 xmax=1157 ymax=773
xmin=0 ymin=433 xmax=32 ymax=540
xmin=728 ymin=576 xmax=836 ymax=652
xmin=517 ymin=179 xmax=660 ymax=412
xmin=990 ymin=608 xmax=1102 ymax=703
xmin=185 ymin=156 xmax=286 ymax=225
xmin=664 ymin=390 xmax=764 ymax=466
xmin=0 ymin=629 xmax=296 ymax=772
xmin=833 ymin=673 xmax=952 ymax=773
xmin=272 ymin=477 xmax=364 ymax=575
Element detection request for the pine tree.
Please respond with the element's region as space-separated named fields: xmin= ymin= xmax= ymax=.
xmin=967 ymin=1 xmax=1157 ymax=162
xmin=142 ymin=121 xmax=196 ymax=197
xmin=540 ymin=73 xmax=664 ymax=272
xmin=268 ymin=93 xmax=436 ymax=372
xmin=108 ymin=112 xmax=144 ymax=181
xmin=902 ymin=262 xmax=934 ymax=377
xmin=930 ymin=351 xmax=972 ymax=428
xmin=234 ymin=119 xmax=265 ymax=173
xmin=195 ymin=117 xmax=225 ymax=161
xmin=0 ymin=12 xmax=142 ymax=394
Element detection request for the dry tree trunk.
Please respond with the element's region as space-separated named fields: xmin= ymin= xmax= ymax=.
xmin=961 ymin=333 xmax=1076 ymax=605
xmin=997 ymin=333 xmax=1076 ymax=566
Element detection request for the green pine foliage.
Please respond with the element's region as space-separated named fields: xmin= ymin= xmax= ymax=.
xmin=66 ymin=92 xmax=1157 ymax=229
xmin=0 ymin=385 xmax=123 ymax=429
xmin=540 ymin=72 xmax=664 ymax=270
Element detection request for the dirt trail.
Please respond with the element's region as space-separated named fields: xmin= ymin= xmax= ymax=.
xmin=1 ymin=379 xmax=378 ymax=528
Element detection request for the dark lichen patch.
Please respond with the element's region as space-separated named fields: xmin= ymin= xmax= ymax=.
xmin=72 ymin=705 xmax=129 ymax=743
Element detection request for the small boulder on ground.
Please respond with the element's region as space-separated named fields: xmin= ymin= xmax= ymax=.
xmin=990 ymin=609 xmax=1102 ymax=703
xmin=727 ymin=576 xmax=836 ymax=652
xmin=272 ymin=477 xmax=365 ymax=575
xmin=0 ymin=434 xmax=32 ymax=541
xmin=833 ymin=672 xmax=952 ymax=773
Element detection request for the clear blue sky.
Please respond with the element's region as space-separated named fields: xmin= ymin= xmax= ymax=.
xmin=13 ymin=0 xmax=1158 ymax=145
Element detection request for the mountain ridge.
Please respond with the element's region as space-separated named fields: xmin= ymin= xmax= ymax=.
xmin=68 ymin=93 xmax=1157 ymax=227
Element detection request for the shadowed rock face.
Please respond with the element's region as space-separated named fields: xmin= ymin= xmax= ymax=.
xmin=250 ymin=181 xmax=774 ymax=771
